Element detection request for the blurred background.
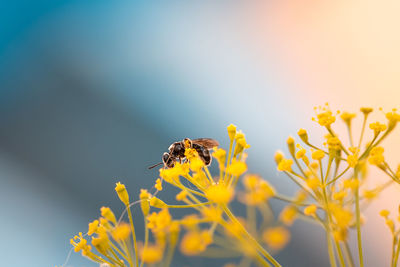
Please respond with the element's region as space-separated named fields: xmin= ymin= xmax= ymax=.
xmin=1 ymin=1 xmax=400 ymax=266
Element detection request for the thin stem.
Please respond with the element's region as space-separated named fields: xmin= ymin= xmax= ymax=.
xmin=357 ymin=114 xmax=368 ymax=151
xmin=126 ymin=206 xmax=139 ymax=267
xmin=343 ymin=241 xmax=355 ymax=267
xmin=167 ymin=202 xmax=211 ymax=209
xmin=327 ymin=166 xmax=351 ymax=185
xmin=354 ymin=171 xmax=364 ymax=267
xmin=394 ymin=236 xmax=400 ymax=267
xmin=224 ymin=139 xmax=234 ymax=182
xmin=222 ymin=205 xmax=281 ymax=267
xmin=139 ymin=218 xmax=149 ymax=267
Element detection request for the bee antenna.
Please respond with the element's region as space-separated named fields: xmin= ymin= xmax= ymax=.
xmin=148 ymin=162 xmax=164 ymax=169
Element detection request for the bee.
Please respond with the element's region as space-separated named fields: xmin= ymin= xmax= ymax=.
xmin=148 ymin=138 xmax=219 ymax=169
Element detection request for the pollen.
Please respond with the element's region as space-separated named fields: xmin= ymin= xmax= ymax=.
xmin=311 ymin=150 xmax=325 ymax=160
xmin=227 ymin=124 xmax=237 ymax=140
xmin=279 ymin=206 xmax=298 ymax=226
xmin=369 ymin=122 xmax=387 ymax=136
xmin=262 ymin=226 xmax=290 ymax=250
xmin=277 ymin=158 xmax=293 ymax=172
xmin=297 ymin=128 xmax=308 ymax=143
xmin=100 ymin=207 xmax=117 ymax=224
xmin=205 ymin=183 xmax=234 ymax=204
xmin=87 ymin=220 xmax=99 ymax=236
xmin=112 ymin=223 xmax=131 ymax=241
xmin=304 ymin=205 xmax=317 ymax=217
xmin=115 ymin=182 xmax=130 ymax=206
xmin=226 ymin=159 xmax=247 ymax=177
xmin=155 ymin=178 xmax=163 ymax=191
xmin=180 ymin=231 xmax=212 ymax=255
xmin=368 ymin=146 xmax=385 ymax=166
xmin=140 ymin=245 xmax=163 ymax=264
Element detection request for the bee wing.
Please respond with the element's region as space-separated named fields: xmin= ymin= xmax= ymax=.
xmin=191 ymin=138 xmax=219 ymax=149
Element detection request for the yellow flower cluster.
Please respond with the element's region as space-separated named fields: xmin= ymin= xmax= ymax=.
xmin=67 ymin=105 xmax=400 ymax=267
xmin=274 ymin=106 xmax=400 ymax=267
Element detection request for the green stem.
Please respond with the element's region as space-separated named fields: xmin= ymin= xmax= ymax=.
xmin=393 ymin=235 xmax=400 ymax=267
xmin=222 ymin=205 xmax=281 ymax=267
xmin=354 ymin=171 xmax=364 ymax=267
xmin=343 ymin=241 xmax=355 ymax=267
xmin=126 ymin=206 xmax=139 ymax=267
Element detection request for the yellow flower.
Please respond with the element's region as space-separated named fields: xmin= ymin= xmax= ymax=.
xmin=226 ymin=159 xmax=247 ymax=177
xmin=140 ymin=189 xmax=151 ymax=216
xmin=150 ymin=197 xmax=167 ymax=208
xmin=176 ymin=190 xmax=188 ymax=201
xmin=201 ymin=206 xmax=222 ymax=222
xmin=115 ymin=182 xmax=130 ymax=206
xmin=333 ymin=191 xmax=347 ymax=201
xmin=333 ymin=228 xmax=348 ymax=242
xmin=227 ymin=124 xmax=237 ymax=140
xmin=304 ymin=205 xmax=317 ymax=217
xmin=347 ymin=154 xmax=358 ymax=168
xmin=277 ymin=158 xmax=293 ymax=172
xmin=155 ymin=178 xmax=163 ymax=191
xmin=274 ymin=151 xmax=284 ymax=165
xmin=140 ymin=245 xmax=163 ymax=264
xmin=262 ymin=226 xmax=290 ymax=250
xmin=306 ymin=177 xmax=320 ymax=190
xmin=343 ymin=178 xmax=359 ymax=190
xmin=181 ymin=214 xmax=201 ymax=230
xmin=340 ymin=112 xmax=356 ymax=125
xmin=314 ymin=109 xmax=336 ymax=127
xmin=326 ymin=136 xmax=341 ymax=151
xmin=100 ymin=207 xmax=117 ymax=224
xmin=363 ymin=189 xmax=379 ymax=200
xmin=147 ymin=209 xmax=172 ymax=232
xmin=380 ymin=209 xmax=390 ymax=218
xmin=279 ymin=206 xmax=297 ymax=226
xmin=368 ymin=146 xmax=385 ymax=165
xmin=311 ymin=150 xmax=325 ymax=160
xmin=297 ymin=128 xmax=308 ymax=143
xmin=360 ymin=107 xmax=373 ymax=114
xmin=87 ymin=220 xmax=99 ymax=236
xmin=296 ymin=147 xmax=307 ymax=159
xmin=369 ymin=122 xmax=387 ymax=136
xmin=180 ymin=230 xmax=212 ymax=255
xmin=112 ymin=223 xmax=131 ymax=241
xmin=212 ymin=148 xmax=226 ymax=168
xmin=205 ymin=183 xmax=234 ymax=204
xmin=330 ymin=204 xmax=353 ymax=229
xmin=287 ymin=136 xmax=295 ymax=155
xmin=71 ymin=232 xmax=90 ymax=253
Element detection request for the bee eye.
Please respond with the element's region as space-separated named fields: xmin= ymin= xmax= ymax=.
xmin=162 ymin=153 xmax=169 ymax=163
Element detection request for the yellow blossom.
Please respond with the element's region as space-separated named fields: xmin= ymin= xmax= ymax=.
xmin=147 ymin=209 xmax=172 ymax=232
xmin=262 ymin=226 xmax=290 ymax=250
xmin=306 ymin=177 xmax=320 ymax=190
xmin=311 ymin=150 xmax=325 ymax=160
xmin=333 ymin=228 xmax=348 ymax=242
xmin=277 ymin=158 xmax=293 ymax=172
xmin=368 ymin=146 xmax=385 ymax=165
xmin=304 ymin=205 xmax=317 ymax=217
xmin=212 ymin=148 xmax=226 ymax=168
xmin=140 ymin=189 xmax=151 ymax=216
xmin=140 ymin=245 xmax=163 ymax=264
xmin=327 ymin=136 xmax=341 ymax=151
xmin=386 ymin=219 xmax=395 ymax=233
xmin=205 ymin=183 xmax=234 ymax=204
xmin=112 ymin=223 xmax=131 ymax=241
xmin=150 ymin=197 xmax=167 ymax=208
xmin=201 ymin=206 xmax=222 ymax=222
xmin=363 ymin=189 xmax=379 ymax=200
xmin=297 ymin=128 xmax=308 ymax=143
xmin=347 ymin=154 xmax=358 ymax=168
xmin=189 ymin=157 xmax=205 ymax=172
xmin=227 ymin=124 xmax=237 ymax=140
xmin=180 ymin=230 xmax=212 ymax=255
xmin=333 ymin=191 xmax=347 ymax=201
xmin=176 ymin=190 xmax=188 ymax=201
xmin=360 ymin=107 xmax=373 ymax=114
xmin=340 ymin=112 xmax=356 ymax=125
xmin=226 ymin=159 xmax=247 ymax=177
xmin=287 ymin=136 xmax=295 ymax=156
xmin=343 ymin=178 xmax=359 ymax=190
xmin=280 ymin=206 xmax=297 ymax=226
xmin=87 ymin=220 xmax=99 ymax=236
xmin=115 ymin=182 xmax=130 ymax=206
xmin=274 ymin=151 xmax=284 ymax=165
xmin=155 ymin=178 xmax=163 ymax=191
xmin=100 ymin=207 xmax=117 ymax=224
xmin=314 ymin=110 xmax=336 ymax=127
xmin=380 ymin=209 xmax=390 ymax=218
xmin=296 ymin=148 xmax=306 ymax=159
xmin=330 ymin=204 xmax=353 ymax=229
xmin=181 ymin=214 xmax=201 ymax=230
xmin=369 ymin=122 xmax=387 ymax=136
